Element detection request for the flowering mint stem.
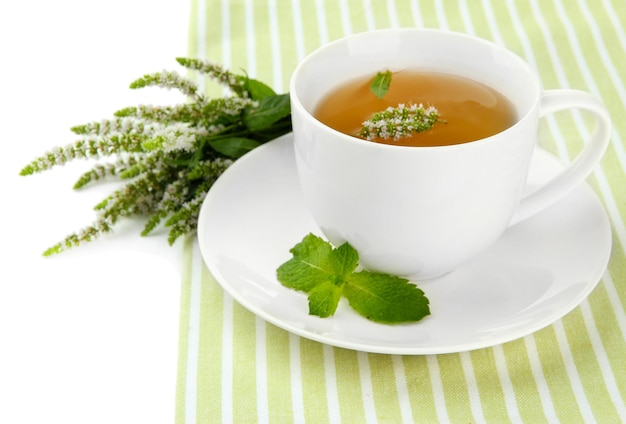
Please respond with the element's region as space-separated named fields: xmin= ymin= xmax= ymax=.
xmin=359 ymin=103 xmax=440 ymax=141
xmin=129 ymin=70 xmax=200 ymax=99
xmin=175 ymin=57 xmax=247 ymax=96
xmin=19 ymin=57 xmax=293 ymax=255
xmin=19 ymin=134 xmax=146 ymax=175
xmin=73 ymin=156 xmax=141 ymax=189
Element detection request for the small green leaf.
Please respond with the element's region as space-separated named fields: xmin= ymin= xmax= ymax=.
xmin=329 ymin=242 xmax=359 ymax=280
xmin=276 ymin=233 xmax=335 ymax=292
xmin=343 ymin=271 xmax=430 ymax=324
xmin=308 ymin=281 xmax=342 ymax=318
xmin=245 ymin=78 xmax=277 ymax=100
xmin=208 ymin=137 xmax=261 ymax=158
xmin=370 ymin=70 xmax=393 ymax=99
xmin=243 ymin=94 xmax=291 ymax=131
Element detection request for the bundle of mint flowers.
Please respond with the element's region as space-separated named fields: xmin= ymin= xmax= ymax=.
xmin=19 ymin=58 xmax=291 ymax=255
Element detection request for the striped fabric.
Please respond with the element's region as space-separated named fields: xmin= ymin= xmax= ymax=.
xmin=177 ymin=0 xmax=626 ymax=422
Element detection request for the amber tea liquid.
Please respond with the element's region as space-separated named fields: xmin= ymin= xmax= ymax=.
xmin=313 ymin=70 xmax=516 ymax=147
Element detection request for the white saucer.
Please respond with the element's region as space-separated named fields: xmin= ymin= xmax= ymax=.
xmin=197 ymin=134 xmax=611 ymax=355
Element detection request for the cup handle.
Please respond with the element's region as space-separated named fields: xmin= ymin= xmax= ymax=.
xmin=510 ymin=89 xmax=611 ymax=226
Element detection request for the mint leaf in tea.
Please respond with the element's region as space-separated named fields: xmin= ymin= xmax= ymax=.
xmin=369 ymin=69 xmax=393 ymax=99
xmin=314 ymin=70 xmax=516 ymax=147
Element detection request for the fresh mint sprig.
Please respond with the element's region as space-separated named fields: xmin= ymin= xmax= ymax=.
xmin=19 ymin=58 xmax=291 ymax=255
xmin=276 ymin=234 xmax=430 ymax=324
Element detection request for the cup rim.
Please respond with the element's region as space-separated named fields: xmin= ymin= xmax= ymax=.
xmin=289 ymin=28 xmax=541 ymax=151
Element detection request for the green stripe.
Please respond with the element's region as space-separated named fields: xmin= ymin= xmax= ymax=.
xmin=589 ymin=0 xmax=626 ymax=71
xmin=370 ymin=1 xmax=393 ymax=29
xmin=588 ymin=282 xmax=626 ymax=403
xmin=440 ymin=0 xmax=466 ymax=32
xmin=402 ymin=355 xmax=440 ymax=422
xmin=516 ymin=0 xmax=587 ymax=156
xmin=532 ymin=327 xmax=585 ymax=423
xmin=202 ymin=0 xmax=224 ymax=96
xmin=299 ymin=339 xmax=330 ymax=423
xmin=395 ymin=1 xmax=419 ymax=28
xmin=328 ymin=3 xmax=351 ymax=38
xmin=514 ymin=0 xmax=558 ymax=87
xmin=347 ymin=2 xmax=372 ymax=33
xmin=368 ymin=353 xmax=404 ymax=422
xmin=250 ymin=3 xmax=273 ymax=84
xmin=607 ymin=242 xmax=626 ymax=313
xmin=470 ymin=348 xmax=512 ymax=423
xmin=561 ymin=4 xmax=602 ymax=87
xmin=232 ymin=303 xmax=259 ymax=421
xmin=437 ymin=353 xmax=475 ymax=421
xmin=174 ymin=237 xmax=194 ymax=424
xmin=187 ymin=0 xmax=199 ymax=64
xmin=489 ymin=0 xmax=526 ymax=58
xmin=414 ymin=0 xmax=440 ymax=29
xmin=266 ymin=323 xmax=295 ymax=423
xmin=562 ymin=309 xmax=622 ymax=422
xmin=502 ymin=339 xmax=549 ymax=423
xmin=334 ymin=348 xmax=367 ymax=423
xmin=227 ymin=3 xmax=249 ymax=80
xmin=297 ymin=1 xmax=323 ymax=55
xmin=196 ymin=269 xmax=224 ymax=422
xmin=463 ymin=2 xmax=493 ymax=40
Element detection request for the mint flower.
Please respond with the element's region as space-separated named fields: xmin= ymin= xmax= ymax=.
xmin=73 ymin=156 xmax=141 ymax=189
xmin=42 ymin=216 xmax=115 ymax=256
xmin=19 ymin=58 xmax=292 ymax=255
xmin=359 ymin=103 xmax=440 ymax=141
xmin=142 ymin=123 xmax=208 ymax=152
xmin=71 ymin=118 xmax=153 ymax=136
xmin=175 ymin=57 xmax=247 ymax=96
xmin=19 ymin=134 xmax=146 ymax=175
xmin=114 ymin=104 xmax=202 ymax=124
xmin=130 ymin=70 xmax=200 ymax=98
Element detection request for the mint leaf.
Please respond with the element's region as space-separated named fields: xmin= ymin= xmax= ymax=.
xmin=344 ymin=271 xmax=430 ymax=324
xmin=243 ymin=94 xmax=291 ymax=131
xmin=308 ymin=281 xmax=342 ymax=318
xmin=329 ymin=242 xmax=359 ymax=279
xmin=244 ymin=78 xmax=277 ymax=100
xmin=276 ymin=233 xmax=334 ymax=292
xmin=370 ymin=70 xmax=393 ymax=99
xmin=276 ymin=233 xmax=430 ymax=324
xmin=207 ymin=137 xmax=261 ymax=158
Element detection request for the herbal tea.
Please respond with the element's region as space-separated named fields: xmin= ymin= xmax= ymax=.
xmin=313 ymin=70 xmax=516 ymax=147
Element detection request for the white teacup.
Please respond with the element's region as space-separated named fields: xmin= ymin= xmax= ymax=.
xmin=289 ymin=29 xmax=611 ymax=279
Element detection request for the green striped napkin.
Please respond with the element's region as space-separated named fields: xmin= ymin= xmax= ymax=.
xmin=176 ymin=0 xmax=626 ymax=422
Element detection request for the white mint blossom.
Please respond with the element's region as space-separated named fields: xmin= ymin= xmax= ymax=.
xmin=360 ymin=102 xmax=440 ymax=141
xmin=144 ymin=123 xmax=208 ymax=152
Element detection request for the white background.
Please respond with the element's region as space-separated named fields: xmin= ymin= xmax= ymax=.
xmin=0 ymin=1 xmax=189 ymax=422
